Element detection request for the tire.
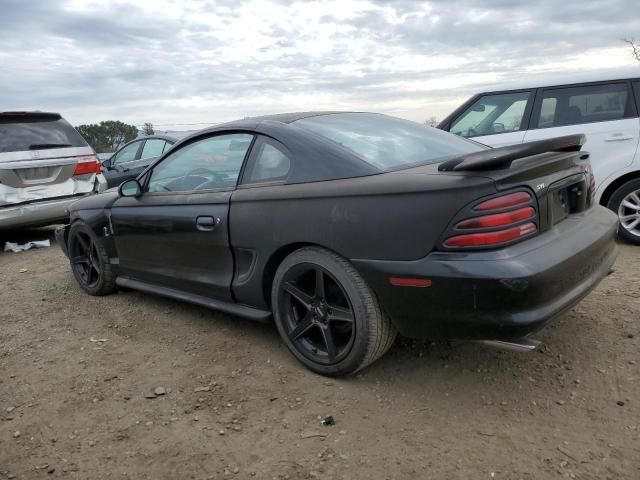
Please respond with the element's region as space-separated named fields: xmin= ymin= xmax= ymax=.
xmin=607 ymin=178 xmax=640 ymax=245
xmin=67 ymin=221 xmax=116 ymax=296
xmin=272 ymin=246 xmax=396 ymax=377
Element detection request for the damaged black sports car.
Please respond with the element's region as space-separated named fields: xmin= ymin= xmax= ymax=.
xmin=56 ymin=112 xmax=618 ymax=376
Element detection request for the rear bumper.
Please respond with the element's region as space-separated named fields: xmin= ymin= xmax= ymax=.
xmin=352 ymin=206 xmax=618 ymax=340
xmin=0 ymin=174 xmax=106 ymax=229
xmin=1 ymin=195 xmax=84 ymax=229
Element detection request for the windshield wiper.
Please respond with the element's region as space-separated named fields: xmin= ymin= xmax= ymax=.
xmin=28 ymin=143 xmax=72 ymax=150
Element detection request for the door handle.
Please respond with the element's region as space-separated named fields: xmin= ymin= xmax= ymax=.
xmin=604 ymin=134 xmax=633 ymax=142
xmin=195 ymin=216 xmax=218 ymax=231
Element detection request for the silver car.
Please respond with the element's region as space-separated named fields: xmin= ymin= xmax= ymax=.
xmin=0 ymin=111 xmax=107 ymax=229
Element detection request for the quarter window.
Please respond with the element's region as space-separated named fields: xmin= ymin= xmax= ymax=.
xmin=535 ymin=83 xmax=629 ymax=128
xmin=112 ymin=142 xmax=140 ymax=165
xmin=140 ymin=139 xmax=167 ymax=159
xmin=147 ymin=134 xmax=253 ymax=192
xmin=244 ymin=140 xmax=291 ymax=184
xmin=450 ymin=91 xmax=532 ymax=138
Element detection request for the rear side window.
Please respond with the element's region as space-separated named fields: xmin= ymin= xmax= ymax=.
xmin=535 ymin=83 xmax=630 ymax=128
xmin=294 ymin=113 xmax=484 ymax=170
xmin=449 ymin=91 xmax=532 ymax=138
xmin=140 ymin=139 xmax=167 ymax=159
xmin=0 ymin=116 xmax=88 ymax=153
xmin=243 ymin=139 xmax=291 ymax=184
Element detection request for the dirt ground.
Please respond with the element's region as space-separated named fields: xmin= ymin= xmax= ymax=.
xmin=0 ymin=228 xmax=638 ymax=480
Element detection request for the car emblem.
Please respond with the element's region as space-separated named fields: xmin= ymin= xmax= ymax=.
xmin=31 ymin=150 xmax=40 ymax=159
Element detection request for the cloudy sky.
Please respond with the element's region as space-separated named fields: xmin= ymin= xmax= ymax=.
xmin=1 ymin=0 xmax=639 ymax=129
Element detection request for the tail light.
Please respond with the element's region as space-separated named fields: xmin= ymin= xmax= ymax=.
xmin=443 ymin=190 xmax=538 ymax=249
xmin=73 ymin=154 xmax=101 ymax=176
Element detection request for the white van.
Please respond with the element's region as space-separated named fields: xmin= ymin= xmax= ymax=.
xmin=439 ymin=74 xmax=640 ymax=244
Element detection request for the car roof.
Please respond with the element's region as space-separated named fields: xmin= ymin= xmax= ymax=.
xmin=475 ymin=66 xmax=640 ymax=94
xmin=136 ymin=134 xmax=176 ymax=142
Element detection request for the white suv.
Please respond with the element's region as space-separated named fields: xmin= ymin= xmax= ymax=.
xmin=0 ymin=111 xmax=107 ymax=229
xmin=439 ymin=75 xmax=640 ymax=244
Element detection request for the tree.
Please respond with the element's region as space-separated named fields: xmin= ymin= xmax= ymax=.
xmin=624 ymin=38 xmax=640 ymax=62
xmin=75 ymin=121 xmax=138 ymax=153
xmin=425 ymin=116 xmax=439 ymax=127
xmin=142 ymin=122 xmax=155 ymax=136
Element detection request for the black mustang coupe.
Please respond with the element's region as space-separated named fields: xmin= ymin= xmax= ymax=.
xmin=56 ymin=112 xmax=618 ymax=376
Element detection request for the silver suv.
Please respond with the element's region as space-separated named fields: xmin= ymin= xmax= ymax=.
xmin=0 ymin=111 xmax=107 ymax=229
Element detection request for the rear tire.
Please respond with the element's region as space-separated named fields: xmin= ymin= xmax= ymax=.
xmin=607 ymin=179 xmax=640 ymax=245
xmin=272 ymin=247 xmax=396 ymax=377
xmin=68 ymin=221 xmax=116 ymax=296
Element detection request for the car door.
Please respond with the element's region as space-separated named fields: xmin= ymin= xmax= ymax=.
xmin=523 ymin=81 xmax=640 ymax=188
xmin=103 ymin=140 xmax=144 ymax=188
xmin=109 ymin=132 xmax=254 ymax=301
xmin=445 ymin=90 xmax=534 ymax=147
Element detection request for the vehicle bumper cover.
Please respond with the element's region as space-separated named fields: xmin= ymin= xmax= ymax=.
xmin=0 ymin=174 xmax=106 ymax=229
xmin=1 ymin=195 xmax=84 ymax=229
xmin=352 ymin=206 xmax=618 ymax=340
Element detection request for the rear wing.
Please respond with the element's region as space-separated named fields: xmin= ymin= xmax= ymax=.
xmin=438 ymin=134 xmax=586 ymax=172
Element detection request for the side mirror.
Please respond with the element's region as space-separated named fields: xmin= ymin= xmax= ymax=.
xmin=119 ymin=179 xmax=142 ymax=198
xmin=101 ymin=158 xmax=112 ymax=170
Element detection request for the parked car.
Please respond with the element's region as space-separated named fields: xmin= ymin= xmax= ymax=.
xmin=56 ymin=112 xmax=617 ymax=376
xmin=0 ymin=111 xmax=106 ymax=229
xmin=438 ymin=73 xmax=640 ymax=244
xmin=101 ymin=135 xmax=176 ymax=188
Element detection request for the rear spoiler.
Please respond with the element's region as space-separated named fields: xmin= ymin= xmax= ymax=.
xmin=438 ymin=134 xmax=586 ymax=172
xmin=0 ymin=112 xmax=62 ymax=123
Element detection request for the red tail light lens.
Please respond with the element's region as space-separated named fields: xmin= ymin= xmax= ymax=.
xmin=474 ymin=191 xmax=531 ymax=211
xmin=443 ymin=190 xmax=538 ymax=250
xmin=445 ymin=222 xmax=537 ymax=248
xmin=456 ymin=207 xmax=535 ymax=229
xmin=73 ymin=155 xmax=101 ymax=176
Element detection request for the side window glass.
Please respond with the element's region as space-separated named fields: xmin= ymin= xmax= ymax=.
xmin=244 ymin=141 xmax=291 ymax=184
xmin=140 ymin=139 xmax=166 ymax=159
xmin=536 ymin=83 xmax=629 ymax=128
xmin=450 ymin=91 xmax=531 ymax=138
xmin=113 ymin=142 xmax=139 ymax=165
xmin=147 ymin=134 xmax=253 ymax=193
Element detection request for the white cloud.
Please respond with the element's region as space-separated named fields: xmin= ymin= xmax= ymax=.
xmin=1 ymin=0 xmax=639 ymax=129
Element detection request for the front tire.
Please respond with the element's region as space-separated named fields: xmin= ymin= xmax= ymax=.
xmin=607 ymin=179 xmax=640 ymax=245
xmin=68 ymin=221 xmax=116 ymax=296
xmin=272 ymin=247 xmax=396 ymax=377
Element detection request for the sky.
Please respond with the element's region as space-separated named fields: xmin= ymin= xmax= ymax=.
xmin=1 ymin=0 xmax=639 ymax=129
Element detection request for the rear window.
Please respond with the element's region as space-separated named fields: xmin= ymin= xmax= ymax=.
xmin=0 ymin=116 xmax=88 ymax=153
xmin=294 ymin=113 xmax=485 ymax=170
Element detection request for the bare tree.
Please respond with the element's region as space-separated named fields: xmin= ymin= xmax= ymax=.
xmin=624 ymin=38 xmax=640 ymax=62
xmin=425 ymin=116 xmax=439 ymax=127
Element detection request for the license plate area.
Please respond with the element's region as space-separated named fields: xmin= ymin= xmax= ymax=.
xmin=17 ymin=166 xmax=62 ymax=184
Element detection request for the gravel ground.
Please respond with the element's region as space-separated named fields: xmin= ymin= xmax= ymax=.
xmin=1 ymin=228 xmax=639 ymax=480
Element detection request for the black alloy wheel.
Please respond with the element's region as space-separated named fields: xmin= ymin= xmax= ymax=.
xmin=272 ymin=247 xmax=396 ymax=376
xmin=279 ymin=263 xmax=356 ymax=365
xmin=70 ymin=230 xmax=102 ymax=288
xmin=67 ymin=221 xmax=116 ymax=296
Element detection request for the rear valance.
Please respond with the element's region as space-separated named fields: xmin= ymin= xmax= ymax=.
xmin=438 ymin=134 xmax=586 ymax=172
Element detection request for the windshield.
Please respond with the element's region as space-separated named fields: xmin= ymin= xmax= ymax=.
xmin=294 ymin=113 xmax=486 ymax=170
xmin=0 ymin=117 xmax=88 ymax=153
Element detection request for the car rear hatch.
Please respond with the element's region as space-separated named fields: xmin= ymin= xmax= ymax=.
xmin=0 ymin=112 xmax=100 ymax=207
xmin=438 ymin=135 xmax=593 ymax=236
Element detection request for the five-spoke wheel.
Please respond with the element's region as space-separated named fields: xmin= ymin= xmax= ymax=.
xmin=272 ymin=247 xmax=396 ymax=376
xmin=68 ymin=221 xmax=116 ymax=295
